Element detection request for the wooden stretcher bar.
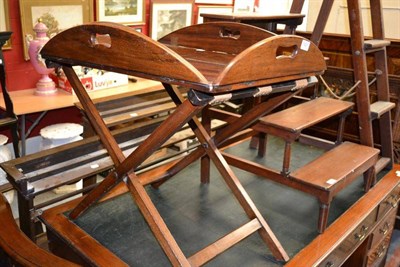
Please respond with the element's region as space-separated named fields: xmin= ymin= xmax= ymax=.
xmin=40 ymin=21 xmax=326 ymax=265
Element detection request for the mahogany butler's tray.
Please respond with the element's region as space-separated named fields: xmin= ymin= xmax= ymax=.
xmin=40 ymin=21 xmax=326 ymax=266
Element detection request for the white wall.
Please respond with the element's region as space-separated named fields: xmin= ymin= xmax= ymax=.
xmin=257 ymin=0 xmax=400 ymax=39
xmin=257 ymin=0 xmax=309 ymax=31
xmin=306 ymin=0 xmax=400 ymax=39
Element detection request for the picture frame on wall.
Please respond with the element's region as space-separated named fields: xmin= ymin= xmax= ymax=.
xmin=20 ymin=0 xmax=93 ymax=60
xmin=96 ymin=0 xmax=145 ymax=25
xmin=0 ymin=0 xmax=11 ymax=49
xmin=194 ymin=0 xmax=233 ymax=4
xmin=233 ymin=0 xmax=255 ymax=13
xmin=197 ymin=5 xmax=233 ymax=24
xmin=150 ymin=0 xmax=193 ymax=40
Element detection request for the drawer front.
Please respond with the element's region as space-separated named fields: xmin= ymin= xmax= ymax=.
xmin=367 ymin=233 xmax=391 ymax=267
xmin=370 ymin=207 xmax=397 ymax=250
xmin=377 ymin=184 xmax=400 ymax=221
xmin=318 ymin=209 xmax=377 ymax=267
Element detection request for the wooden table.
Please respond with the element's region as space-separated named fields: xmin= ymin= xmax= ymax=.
xmin=200 ymin=12 xmax=305 ymax=34
xmin=0 ymin=78 xmax=163 ymax=155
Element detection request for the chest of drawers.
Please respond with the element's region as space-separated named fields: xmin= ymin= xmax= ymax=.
xmin=287 ymin=167 xmax=400 ymax=267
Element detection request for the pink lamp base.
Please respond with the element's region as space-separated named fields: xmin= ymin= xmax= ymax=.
xmin=34 ymin=75 xmax=57 ymax=96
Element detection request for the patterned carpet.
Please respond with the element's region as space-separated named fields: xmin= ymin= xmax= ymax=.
xmin=385 ymin=229 xmax=400 ymax=267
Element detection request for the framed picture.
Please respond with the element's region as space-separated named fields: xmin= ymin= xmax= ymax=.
xmin=234 ymin=0 xmax=255 ymax=13
xmin=197 ymin=5 xmax=233 ymax=24
xmin=0 ymin=0 xmax=11 ymax=49
xmin=150 ymin=0 xmax=193 ymax=40
xmin=20 ymin=0 xmax=93 ymax=60
xmin=194 ymin=0 xmax=233 ymax=4
xmin=96 ymin=0 xmax=145 ymax=25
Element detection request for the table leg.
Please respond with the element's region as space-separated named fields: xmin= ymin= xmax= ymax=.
xmin=20 ymin=115 xmax=26 ymax=156
xmin=19 ymin=111 xmax=48 ymax=156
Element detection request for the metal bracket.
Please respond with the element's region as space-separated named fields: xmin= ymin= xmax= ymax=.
xmin=30 ymin=209 xmax=43 ymax=222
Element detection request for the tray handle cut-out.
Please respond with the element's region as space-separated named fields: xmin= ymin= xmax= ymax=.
xmin=276 ymin=45 xmax=298 ymax=59
xmin=90 ymin=33 xmax=112 ymax=48
xmin=219 ymin=27 xmax=240 ymax=40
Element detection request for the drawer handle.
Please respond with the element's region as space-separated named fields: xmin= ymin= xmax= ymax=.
xmin=385 ymin=194 xmax=399 ymax=208
xmin=376 ymin=245 xmax=386 ymax=258
xmin=325 ymin=261 xmax=335 ymax=267
xmin=354 ymin=225 xmax=368 ymax=241
xmin=379 ymin=222 xmax=390 ymax=235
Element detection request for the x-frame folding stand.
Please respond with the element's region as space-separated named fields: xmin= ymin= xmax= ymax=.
xmin=65 ymin=65 xmax=304 ymax=265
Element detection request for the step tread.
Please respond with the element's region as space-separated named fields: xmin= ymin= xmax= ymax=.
xmin=370 ymin=101 xmax=395 ymax=119
xmin=364 ymin=39 xmax=391 ymax=50
xmin=259 ymin=97 xmax=354 ymax=133
xmin=290 ymin=142 xmax=379 ymax=190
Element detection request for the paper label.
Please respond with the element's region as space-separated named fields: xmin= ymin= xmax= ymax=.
xmin=326 ymin=179 xmax=337 ymax=185
xmin=300 ymin=40 xmax=311 ymax=51
xmin=90 ymin=164 xmax=100 ymax=169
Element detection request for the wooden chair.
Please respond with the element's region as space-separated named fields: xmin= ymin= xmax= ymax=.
xmin=0 ymin=194 xmax=78 ymax=267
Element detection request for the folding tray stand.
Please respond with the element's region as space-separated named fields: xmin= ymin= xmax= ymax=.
xmin=39 ymin=21 xmax=326 ymax=266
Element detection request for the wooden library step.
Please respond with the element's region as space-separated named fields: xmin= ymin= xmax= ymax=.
xmin=290 ymin=142 xmax=379 ymax=191
xmin=370 ymin=101 xmax=395 ymax=119
xmin=258 ymin=97 xmax=354 ymax=134
xmin=289 ymin=141 xmax=379 ymax=232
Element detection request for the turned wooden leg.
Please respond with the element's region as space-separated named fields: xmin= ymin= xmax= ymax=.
xmin=249 ymin=135 xmax=259 ymax=149
xmin=363 ymin=167 xmax=376 ymax=192
xmin=258 ymin=132 xmax=267 ymax=158
xmin=318 ymin=202 xmax=331 ymax=233
xmin=282 ymin=141 xmax=292 ymax=176
xmin=335 ymin=109 xmax=352 ymax=145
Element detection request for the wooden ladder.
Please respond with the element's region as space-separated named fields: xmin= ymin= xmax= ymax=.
xmin=347 ymin=0 xmax=395 ymax=173
xmin=290 ymin=0 xmax=395 ymax=173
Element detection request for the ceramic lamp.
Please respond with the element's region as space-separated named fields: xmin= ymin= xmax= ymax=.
xmin=26 ymin=20 xmax=57 ymax=96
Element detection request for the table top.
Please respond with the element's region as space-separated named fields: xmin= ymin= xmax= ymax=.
xmin=0 ymin=78 xmax=163 ymax=116
xmin=200 ymin=12 xmax=305 ymax=21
